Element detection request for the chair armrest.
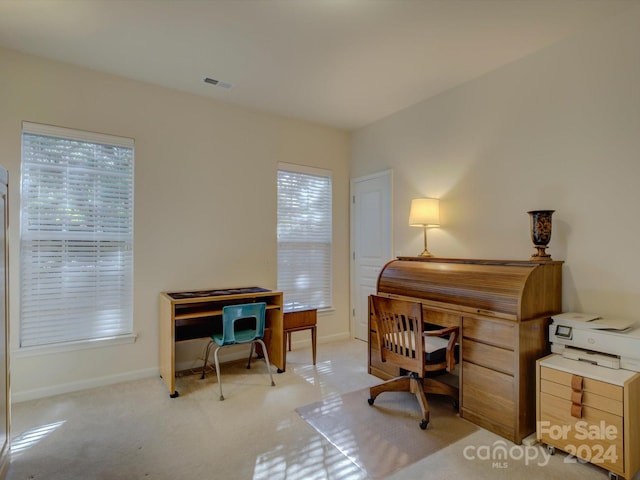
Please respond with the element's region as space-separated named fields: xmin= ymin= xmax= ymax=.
xmin=423 ymin=326 xmax=458 ymax=337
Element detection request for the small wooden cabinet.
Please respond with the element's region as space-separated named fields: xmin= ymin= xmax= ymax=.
xmin=283 ymin=306 xmax=317 ymax=369
xmin=537 ymin=354 xmax=640 ymax=479
xmin=369 ymin=257 xmax=563 ymax=444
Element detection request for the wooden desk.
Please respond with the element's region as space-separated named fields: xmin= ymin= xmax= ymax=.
xmin=159 ymin=287 xmax=284 ymax=397
xmin=283 ymin=305 xmax=317 ymax=370
xmin=371 ymin=257 xmax=563 ymax=444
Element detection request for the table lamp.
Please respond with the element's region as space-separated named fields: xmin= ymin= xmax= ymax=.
xmin=409 ymin=198 xmax=440 ymax=257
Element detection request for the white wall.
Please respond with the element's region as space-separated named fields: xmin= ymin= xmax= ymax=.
xmin=0 ymin=47 xmax=351 ymax=401
xmin=352 ymin=7 xmax=640 ymax=320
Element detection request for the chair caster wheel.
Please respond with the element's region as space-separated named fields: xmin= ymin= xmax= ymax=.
xmin=368 ymin=398 xmax=375 ymax=405
xmin=419 ymin=419 xmax=428 ymax=430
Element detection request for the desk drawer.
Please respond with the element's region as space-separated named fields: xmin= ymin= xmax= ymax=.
xmin=462 ymin=339 xmax=514 ymax=375
xmin=423 ymin=309 xmax=460 ymax=329
xmin=462 ymin=361 xmax=514 ymax=426
xmin=463 ymin=316 xmax=514 ymax=350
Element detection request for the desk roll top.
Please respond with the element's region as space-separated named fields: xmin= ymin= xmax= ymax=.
xmin=370 ymin=257 xmax=563 ymax=444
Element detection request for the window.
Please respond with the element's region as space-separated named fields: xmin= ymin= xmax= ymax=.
xmin=277 ymin=163 xmax=332 ymax=310
xmin=20 ymin=122 xmax=134 ymax=349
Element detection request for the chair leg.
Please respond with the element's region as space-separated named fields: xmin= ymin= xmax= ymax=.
xmin=255 ymin=339 xmax=276 ymax=387
xmin=213 ymin=345 xmax=224 ymax=401
xmin=410 ymin=375 xmax=430 ymax=429
xmin=247 ymin=342 xmax=255 ymax=369
xmin=368 ymin=375 xmax=412 ymax=402
xmin=201 ymin=340 xmax=214 ymax=380
xmin=368 ymin=373 xmax=430 ymax=429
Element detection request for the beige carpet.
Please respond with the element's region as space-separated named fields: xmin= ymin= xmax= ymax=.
xmin=296 ymin=387 xmax=479 ymax=479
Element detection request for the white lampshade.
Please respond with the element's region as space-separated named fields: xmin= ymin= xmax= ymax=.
xmin=409 ymin=198 xmax=440 ymax=227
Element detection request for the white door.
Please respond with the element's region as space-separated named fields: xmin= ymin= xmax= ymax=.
xmin=350 ymin=170 xmax=393 ymax=341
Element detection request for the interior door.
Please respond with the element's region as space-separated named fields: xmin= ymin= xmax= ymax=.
xmin=350 ymin=170 xmax=393 ymax=341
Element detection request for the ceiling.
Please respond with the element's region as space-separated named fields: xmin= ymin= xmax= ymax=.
xmin=0 ymin=0 xmax=636 ymax=130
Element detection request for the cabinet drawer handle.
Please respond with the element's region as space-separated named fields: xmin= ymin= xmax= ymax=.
xmin=571 ymin=374 xmax=583 ymax=392
xmin=571 ymin=389 xmax=583 ymax=405
xmin=570 ymin=403 xmax=582 ymax=418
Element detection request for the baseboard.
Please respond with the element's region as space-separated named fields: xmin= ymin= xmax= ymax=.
xmin=12 ymin=332 xmax=354 ymax=403
xmin=12 ymin=367 xmax=159 ymax=404
xmin=319 ymin=332 xmax=351 ymax=343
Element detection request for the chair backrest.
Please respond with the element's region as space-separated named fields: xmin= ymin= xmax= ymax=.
xmin=370 ymin=295 xmax=425 ymax=375
xmin=220 ymin=302 xmax=267 ymax=345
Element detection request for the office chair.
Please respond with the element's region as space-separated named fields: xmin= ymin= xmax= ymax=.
xmin=367 ymin=295 xmax=459 ymax=429
xmin=201 ymin=302 xmax=275 ymax=401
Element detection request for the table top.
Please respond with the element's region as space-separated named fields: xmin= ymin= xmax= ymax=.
xmin=283 ymin=302 xmax=317 ymax=313
xmin=166 ymin=287 xmax=271 ymax=300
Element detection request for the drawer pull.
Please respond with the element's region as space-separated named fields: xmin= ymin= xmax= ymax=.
xmin=571 ymin=389 xmax=583 ymax=405
xmin=570 ymin=374 xmax=584 ymax=418
xmin=571 ymin=374 xmax=584 ymax=392
xmin=570 ymin=403 xmax=582 ymax=418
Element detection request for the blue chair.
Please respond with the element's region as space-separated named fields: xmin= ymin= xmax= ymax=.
xmin=201 ymin=302 xmax=275 ymax=400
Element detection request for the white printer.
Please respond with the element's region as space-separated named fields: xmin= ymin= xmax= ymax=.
xmin=549 ymin=312 xmax=640 ymax=372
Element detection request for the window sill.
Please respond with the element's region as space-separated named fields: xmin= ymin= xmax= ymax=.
xmin=14 ymin=333 xmax=138 ymax=358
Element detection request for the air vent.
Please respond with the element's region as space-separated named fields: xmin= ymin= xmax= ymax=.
xmin=204 ymin=77 xmax=233 ymax=89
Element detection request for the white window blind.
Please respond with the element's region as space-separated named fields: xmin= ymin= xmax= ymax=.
xmin=20 ymin=122 xmax=134 ymax=348
xmin=277 ymin=163 xmax=332 ymax=309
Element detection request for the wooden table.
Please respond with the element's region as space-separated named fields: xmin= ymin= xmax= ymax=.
xmin=282 ymin=304 xmax=317 ymax=371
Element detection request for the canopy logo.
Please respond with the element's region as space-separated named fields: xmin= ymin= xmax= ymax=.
xmin=462 ymin=440 xmax=552 ymax=468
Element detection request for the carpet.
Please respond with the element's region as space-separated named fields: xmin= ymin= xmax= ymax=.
xmin=296 ymin=387 xmax=479 ymax=479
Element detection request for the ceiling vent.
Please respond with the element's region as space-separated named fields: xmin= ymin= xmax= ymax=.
xmin=204 ymin=77 xmax=233 ymax=89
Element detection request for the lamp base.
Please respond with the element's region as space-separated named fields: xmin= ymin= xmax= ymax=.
xmin=418 ymin=249 xmax=433 ymax=257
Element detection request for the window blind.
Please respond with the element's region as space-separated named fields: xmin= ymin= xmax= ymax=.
xmin=20 ymin=122 xmax=134 ymax=348
xmin=277 ymin=164 xmax=332 ymax=309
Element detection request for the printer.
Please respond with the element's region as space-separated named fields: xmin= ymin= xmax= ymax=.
xmin=549 ymin=312 xmax=640 ymax=372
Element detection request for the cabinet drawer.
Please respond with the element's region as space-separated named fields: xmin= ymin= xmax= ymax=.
xmin=463 ymin=339 xmax=514 ymax=375
xmin=540 ymin=367 xmax=623 ymax=402
xmin=539 ymin=391 xmax=623 ymax=474
xmin=462 ymin=361 xmax=514 ymax=427
xmin=463 ymin=316 xmax=514 ymax=350
xmin=540 ymin=379 xmax=623 ymax=416
xmin=283 ymin=309 xmax=316 ymax=330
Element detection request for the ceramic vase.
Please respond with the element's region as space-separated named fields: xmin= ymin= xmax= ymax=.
xmin=528 ymin=210 xmax=554 ymax=260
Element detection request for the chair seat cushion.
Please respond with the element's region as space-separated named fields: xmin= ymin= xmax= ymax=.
xmin=424 ymin=336 xmax=449 ymax=363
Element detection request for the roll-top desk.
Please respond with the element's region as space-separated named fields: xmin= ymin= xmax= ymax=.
xmin=370 ymin=257 xmax=563 ymax=444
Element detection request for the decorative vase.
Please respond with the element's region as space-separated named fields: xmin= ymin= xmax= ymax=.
xmin=528 ymin=210 xmax=554 ymax=260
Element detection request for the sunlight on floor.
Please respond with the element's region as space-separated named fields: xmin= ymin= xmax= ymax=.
xmin=11 ymin=421 xmax=66 ymax=456
xmin=252 ymin=358 xmax=368 ymax=479
xmin=294 ymin=360 xmax=334 ymax=386
xmin=252 ymin=435 xmax=363 ymax=480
